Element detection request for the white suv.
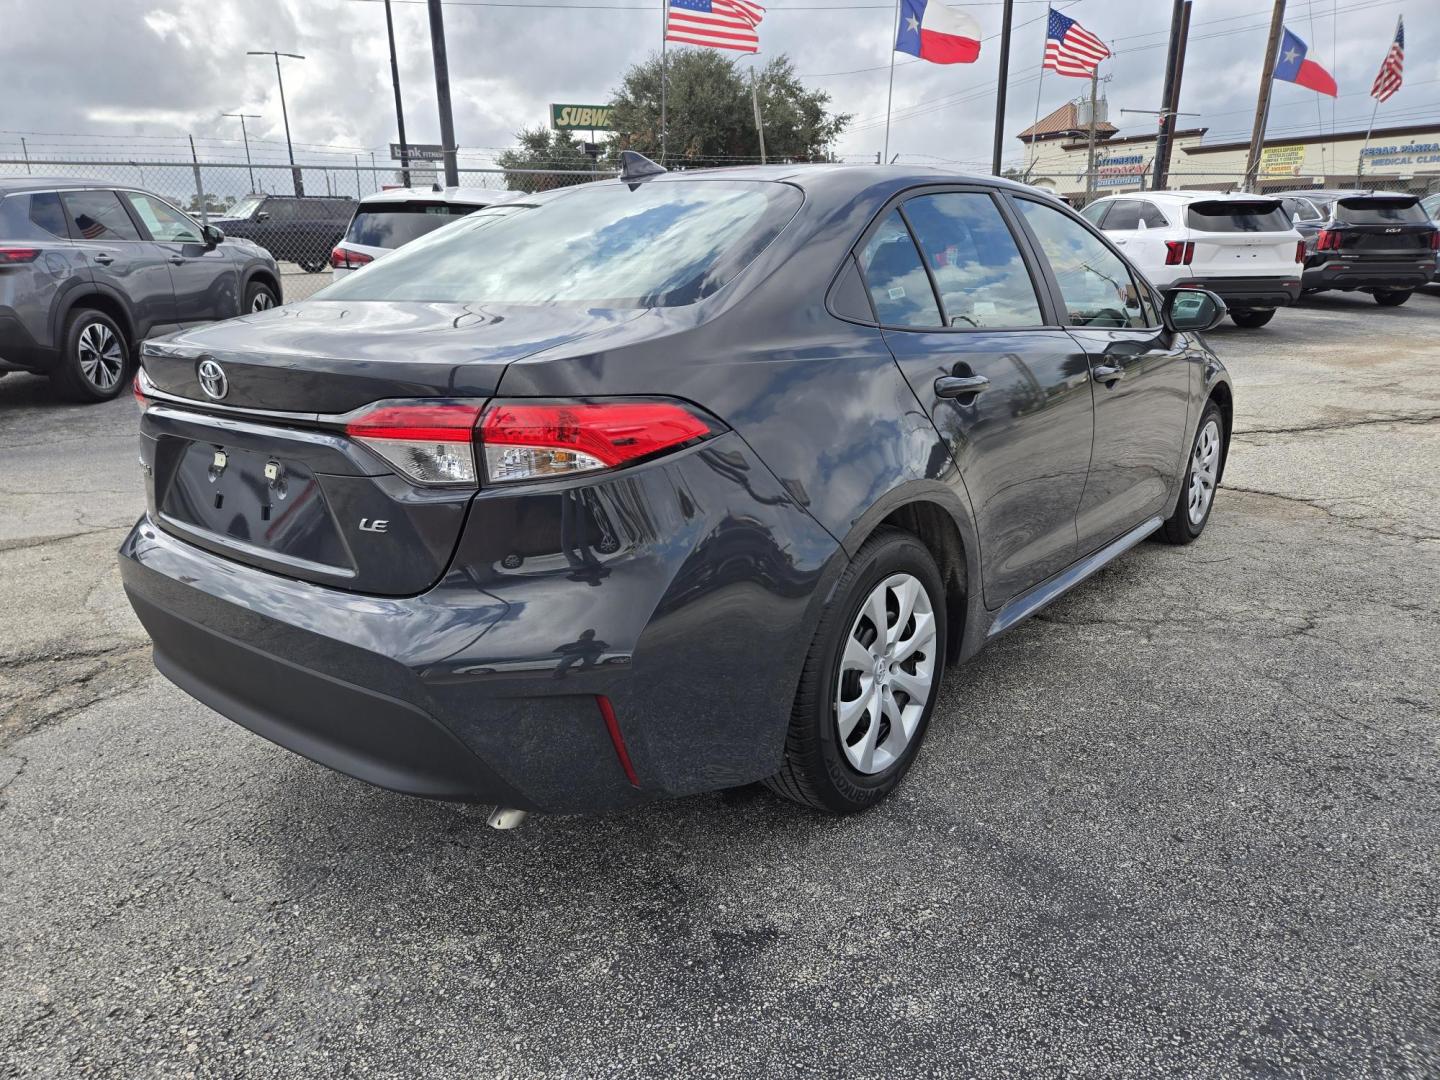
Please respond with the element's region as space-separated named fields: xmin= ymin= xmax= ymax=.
xmin=1081 ymin=191 xmax=1304 ymax=328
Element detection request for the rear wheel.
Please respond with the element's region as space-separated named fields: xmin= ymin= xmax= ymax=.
xmin=764 ymin=528 xmax=947 ymax=813
xmin=50 ymin=309 xmax=129 ymax=403
xmin=1373 ymin=289 xmax=1412 ymax=307
xmin=1229 ymin=308 xmax=1275 ymax=328
xmin=1159 ymin=400 xmax=1224 ymax=545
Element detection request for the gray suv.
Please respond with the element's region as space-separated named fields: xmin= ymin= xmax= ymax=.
xmin=0 ymin=178 xmax=282 ymax=402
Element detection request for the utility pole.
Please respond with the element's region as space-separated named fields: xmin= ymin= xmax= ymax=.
xmin=1244 ymin=0 xmax=1287 ymax=192
xmin=1084 ymin=69 xmax=1101 ymax=201
xmin=1152 ymin=0 xmax=1188 ymax=190
xmin=383 ymin=0 xmax=412 ymax=187
xmin=991 ymin=0 xmax=1015 ymax=176
xmin=426 ymin=0 xmax=460 ymax=187
xmin=750 ymin=68 xmax=767 ymax=164
xmin=20 ymin=136 xmax=30 ymax=174
xmin=222 ymin=112 xmax=262 ymax=193
xmin=247 ymin=50 xmax=306 ymax=195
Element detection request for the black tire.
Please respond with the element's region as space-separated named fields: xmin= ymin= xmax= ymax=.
xmin=1159 ymin=399 xmax=1225 ymax=545
xmin=244 ymin=280 xmax=279 ymax=314
xmin=49 ymin=308 xmax=130 ymax=403
xmin=764 ymin=528 xmax=947 ymax=813
xmin=1229 ymin=308 xmax=1275 ymax=328
xmin=1373 ymin=289 xmax=1411 ymax=307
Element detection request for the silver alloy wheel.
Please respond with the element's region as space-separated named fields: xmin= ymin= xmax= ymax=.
xmin=835 ymin=572 xmax=937 ymax=775
xmin=1187 ymin=418 xmax=1222 ymax=526
xmin=76 ymin=321 xmax=124 ymax=390
xmin=251 ymin=289 xmax=275 ymax=313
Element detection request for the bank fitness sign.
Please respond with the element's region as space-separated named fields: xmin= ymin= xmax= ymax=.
xmin=551 ymin=104 xmax=615 ymax=131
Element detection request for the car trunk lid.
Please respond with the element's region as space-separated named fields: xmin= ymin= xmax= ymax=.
xmin=1184 ymin=199 xmax=1299 ymax=269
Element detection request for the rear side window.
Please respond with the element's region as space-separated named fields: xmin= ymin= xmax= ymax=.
xmin=858 ymin=210 xmax=941 ymax=328
xmin=1015 ymin=198 xmax=1148 ymax=329
xmin=62 ymin=190 xmax=141 ymax=241
xmin=1080 ymin=201 xmax=1109 ymax=226
xmin=900 ymin=192 xmax=1043 ymax=328
xmin=320 ymin=180 xmax=801 ymax=308
xmin=1100 ymin=200 xmax=1169 ymax=230
xmin=0 ymin=192 xmax=70 ymax=240
xmin=1335 ymin=196 xmax=1427 ymax=224
xmin=1185 ymin=201 xmax=1291 ymax=233
xmin=345 ymin=204 xmax=478 ymax=248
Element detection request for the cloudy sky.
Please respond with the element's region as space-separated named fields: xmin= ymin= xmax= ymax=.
xmin=1 ymin=0 xmax=1434 ymax=178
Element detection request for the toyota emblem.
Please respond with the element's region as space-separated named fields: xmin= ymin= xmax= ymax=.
xmin=197 ymin=358 xmax=228 ymax=400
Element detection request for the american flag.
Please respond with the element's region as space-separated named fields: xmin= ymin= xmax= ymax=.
xmin=666 ymin=0 xmax=765 ymax=53
xmin=1370 ymin=17 xmax=1404 ymax=103
xmin=1043 ymin=8 xmax=1110 ymax=78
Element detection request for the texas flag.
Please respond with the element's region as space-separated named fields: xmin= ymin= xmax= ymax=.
xmin=1273 ymin=27 xmax=1337 ymax=97
xmin=895 ymin=0 xmax=982 ymax=64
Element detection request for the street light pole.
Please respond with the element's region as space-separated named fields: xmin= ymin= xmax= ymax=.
xmin=383 ymin=0 xmax=412 ymax=187
xmin=247 ymin=50 xmax=306 ymax=195
xmin=222 ymin=112 xmax=262 ymax=193
xmin=426 ymin=0 xmax=460 ymax=187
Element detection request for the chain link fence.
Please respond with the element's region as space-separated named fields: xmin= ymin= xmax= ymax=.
xmin=1036 ymin=169 xmax=1440 ymax=208
xmin=0 ymin=159 xmax=614 ymax=302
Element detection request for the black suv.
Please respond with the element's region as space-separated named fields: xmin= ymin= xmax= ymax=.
xmin=1278 ymin=190 xmax=1438 ymax=305
xmin=210 ymin=194 xmax=357 ymax=273
xmin=0 ymin=178 xmax=281 ymax=402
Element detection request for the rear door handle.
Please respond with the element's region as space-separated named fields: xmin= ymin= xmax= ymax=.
xmin=934 ymin=374 xmax=990 ymax=399
xmin=93 ymin=253 xmax=113 ymax=265
xmin=169 ymin=256 xmax=186 ymax=265
xmin=1092 ymin=365 xmax=1125 ymax=384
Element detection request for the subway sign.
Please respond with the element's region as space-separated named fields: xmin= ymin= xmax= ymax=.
xmin=550 ymin=104 xmax=614 ymax=131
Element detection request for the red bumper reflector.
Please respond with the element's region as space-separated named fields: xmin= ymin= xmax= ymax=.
xmin=597 ymin=695 xmax=640 ymax=788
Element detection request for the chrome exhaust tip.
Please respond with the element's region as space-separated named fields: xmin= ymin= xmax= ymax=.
xmin=487 ymin=807 xmax=529 ymax=830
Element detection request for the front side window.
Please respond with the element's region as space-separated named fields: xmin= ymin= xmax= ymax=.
xmin=1281 ymin=197 xmax=1322 ymax=222
xmin=125 ymin=193 xmax=202 ymax=242
xmin=857 ymin=210 xmax=941 ymax=328
xmin=228 ymin=195 xmax=265 ymax=220
xmin=321 ymin=180 xmax=802 ymax=308
xmin=1080 ymin=201 xmax=1109 ymax=226
xmin=344 ymin=204 xmax=478 ymax=249
xmin=62 ymin=190 xmax=141 ymax=242
xmin=1015 ymin=198 xmax=1147 ymax=329
xmin=900 ymin=192 xmax=1043 ymax=329
xmin=1097 ymin=200 xmax=1145 ymax=230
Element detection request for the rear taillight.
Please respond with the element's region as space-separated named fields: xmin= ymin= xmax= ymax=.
xmin=479 ymin=400 xmax=721 ymax=484
xmin=1316 ymin=229 xmax=1340 ymax=252
xmin=132 ymin=372 xmax=148 ymax=411
xmin=1430 ymin=230 xmax=1440 ymax=252
xmin=344 ymin=400 xmax=484 ymax=485
xmin=1296 ymin=240 xmax=1306 ymax=264
xmin=0 ymin=246 xmax=41 ymax=264
xmin=330 ymin=245 xmax=374 ymax=270
xmin=1164 ymin=241 xmax=1195 ymax=266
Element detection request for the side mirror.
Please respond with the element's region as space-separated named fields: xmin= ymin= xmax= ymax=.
xmin=1163 ymin=287 xmax=1227 ymax=333
xmin=202 ymin=224 xmax=224 ymax=248
xmin=255 ymin=210 xmax=270 ymax=221
xmin=1292 ymin=211 xmax=1303 ymax=226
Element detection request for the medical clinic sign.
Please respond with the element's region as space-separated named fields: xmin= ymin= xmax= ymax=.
xmin=551 ymin=104 xmax=615 ymax=131
xmin=1094 ymin=152 xmax=1146 ymax=188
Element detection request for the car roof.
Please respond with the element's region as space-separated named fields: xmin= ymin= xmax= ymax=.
xmin=1095 ymin=190 xmax=1283 ymax=205
xmin=0 ymin=176 xmax=117 ymax=194
xmin=357 ymin=185 xmax=517 ymax=208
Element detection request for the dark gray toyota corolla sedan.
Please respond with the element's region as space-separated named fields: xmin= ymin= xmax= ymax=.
xmin=119 ymin=160 xmax=1233 ymax=819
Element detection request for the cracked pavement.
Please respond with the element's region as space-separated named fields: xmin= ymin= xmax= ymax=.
xmin=2 ymin=290 xmax=1438 ymax=1078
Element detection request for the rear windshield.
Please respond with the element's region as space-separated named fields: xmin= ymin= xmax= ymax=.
xmin=1335 ymin=196 xmax=1427 ymax=224
xmin=1186 ymin=201 xmax=1291 ymax=232
xmin=344 ymin=204 xmax=480 ymax=248
xmin=319 ymin=180 xmax=801 ymax=308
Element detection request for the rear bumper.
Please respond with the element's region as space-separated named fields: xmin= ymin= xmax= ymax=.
xmin=1169 ymin=275 xmax=1302 ymax=309
xmin=1302 ymin=258 xmax=1437 ymax=292
xmin=0 ymin=311 xmax=58 ymax=371
xmin=119 ymin=434 xmax=842 ymax=813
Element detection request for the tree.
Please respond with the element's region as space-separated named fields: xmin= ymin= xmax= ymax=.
xmin=496 ymin=127 xmax=596 ymax=192
xmin=607 ymin=50 xmax=849 ymax=166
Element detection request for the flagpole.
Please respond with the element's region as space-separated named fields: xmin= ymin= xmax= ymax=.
xmin=1027 ymin=7 xmax=1050 ymax=175
xmin=660 ymin=0 xmax=668 ymax=162
xmin=883 ymin=0 xmax=901 ymax=163
xmin=1358 ymin=15 xmax=1399 ymax=181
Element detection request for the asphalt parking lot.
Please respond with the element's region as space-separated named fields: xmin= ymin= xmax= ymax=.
xmin=2 ymin=291 xmax=1437 ymax=1078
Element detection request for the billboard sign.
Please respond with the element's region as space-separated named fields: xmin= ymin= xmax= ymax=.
xmin=1259 ymin=144 xmax=1305 ymax=178
xmin=551 ymin=104 xmax=614 ymax=131
xmin=390 ymin=142 xmax=447 ymax=161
